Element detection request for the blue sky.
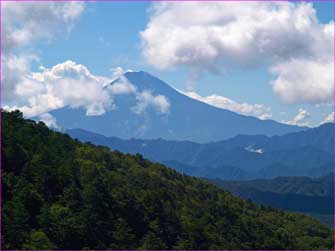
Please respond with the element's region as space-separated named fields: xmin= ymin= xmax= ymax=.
xmin=4 ymin=1 xmax=334 ymax=126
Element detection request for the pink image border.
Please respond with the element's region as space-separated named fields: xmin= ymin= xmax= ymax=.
xmin=0 ymin=0 xmax=333 ymax=250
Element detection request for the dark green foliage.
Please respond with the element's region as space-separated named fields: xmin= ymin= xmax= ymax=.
xmin=208 ymin=175 xmax=334 ymax=197
xmin=2 ymin=110 xmax=334 ymax=250
xmin=22 ymin=231 xmax=55 ymax=250
xmin=207 ymin=176 xmax=334 ymax=226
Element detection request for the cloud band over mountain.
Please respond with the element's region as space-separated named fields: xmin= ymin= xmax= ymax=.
xmin=141 ymin=2 xmax=334 ymax=105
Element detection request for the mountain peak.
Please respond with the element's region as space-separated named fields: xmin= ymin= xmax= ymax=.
xmin=123 ymin=71 xmax=174 ymax=94
xmin=125 ymin=70 xmax=151 ymax=76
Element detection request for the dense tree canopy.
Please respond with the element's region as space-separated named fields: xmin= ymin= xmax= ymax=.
xmin=2 ymin=110 xmax=333 ymax=250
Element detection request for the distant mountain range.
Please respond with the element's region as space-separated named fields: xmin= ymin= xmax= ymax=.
xmin=207 ymin=175 xmax=334 ymax=226
xmin=51 ymin=71 xmax=304 ymax=143
xmin=67 ymin=122 xmax=334 ymax=180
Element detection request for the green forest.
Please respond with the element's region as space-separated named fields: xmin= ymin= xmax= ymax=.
xmin=2 ymin=110 xmax=334 ymax=250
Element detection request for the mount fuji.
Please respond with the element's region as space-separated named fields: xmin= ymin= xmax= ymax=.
xmin=51 ymin=71 xmax=305 ymax=142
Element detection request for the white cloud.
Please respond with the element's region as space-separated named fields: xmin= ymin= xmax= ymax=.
xmin=132 ymin=90 xmax=170 ymax=115
xmin=1 ymin=3 xmax=125 ymax=117
xmin=284 ymin=108 xmax=310 ymax=126
xmin=109 ymin=75 xmax=171 ymax=114
xmin=38 ymin=113 xmax=59 ymax=129
xmin=271 ymin=59 xmax=333 ymax=104
xmin=3 ymin=2 xmax=84 ymax=50
xmin=2 ymin=2 xmax=85 ymax=103
xmin=3 ymin=3 xmax=169 ymax=118
xmin=5 ymin=59 xmax=170 ymax=118
xmin=321 ymin=112 xmax=334 ymax=124
xmin=183 ymin=91 xmax=271 ymax=120
xmin=2 ymin=54 xmax=36 ymax=102
xmin=109 ymin=66 xmax=134 ymax=82
xmin=141 ymin=2 xmax=334 ymax=104
xmin=6 ymin=60 xmax=113 ymax=117
xmin=108 ymin=77 xmax=137 ymax=95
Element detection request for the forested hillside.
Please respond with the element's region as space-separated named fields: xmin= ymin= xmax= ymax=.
xmin=207 ymin=176 xmax=334 ymax=226
xmin=2 ymin=110 xmax=333 ymax=250
xmin=209 ymin=175 xmax=334 ymax=197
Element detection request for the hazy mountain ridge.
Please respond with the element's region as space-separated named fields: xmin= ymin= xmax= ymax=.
xmin=67 ymin=123 xmax=334 ymax=180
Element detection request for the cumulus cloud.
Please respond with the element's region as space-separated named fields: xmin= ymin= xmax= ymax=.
xmin=107 ymin=68 xmax=137 ymax=95
xmin=109 ymin=74 xmax=171 ymax=114
xmin=141 ymin=2 xmax=334 ymax=104
xmin=5 ymin=61 xmax=112 ymax=117
xmin=2 ymin=54 xmax=36 ymax=102
xmin=284 ymin=108 xmax=311 ymax=126
xmin=5 ymin=60 xmax=170 ymax=117
xmin=108 ymin=74 xmax=171 ymax=114
xmin=2 ymin=2 xmax=85 ymax=103
xmin=3 ymin=3 xmax=169 ymax=118
xmin=39 ymin=113 xmax=59 ymax=129
xmin=184 ymin=91 xmax=271 ymax=119
xmin=108 ymin=78 xmax=137 ymax=95
xmin=3 ymin=2 xmax=84 ymax=50
xmin=271 ymin=59 xmax=333 ymax=104
xmin=110 ymin=66 xmax=133 ymax=80
xmin=321 ymin=112 xmax=334 ymax=124
xmin=132 ymin=90 xmax=170 ymax=115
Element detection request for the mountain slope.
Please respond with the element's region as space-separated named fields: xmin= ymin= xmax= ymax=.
xmin=51 ymin=71 xmax=304 ymax=142
xmin=2 ymin=110 xmax=333 ymax=250
xmin=208 ymin=174 xmax=333 ymax=201
xmin=67 ymin=123 xmax=334 ymax=180
xmin=207 ymin=175 xmax=334 ymax=226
